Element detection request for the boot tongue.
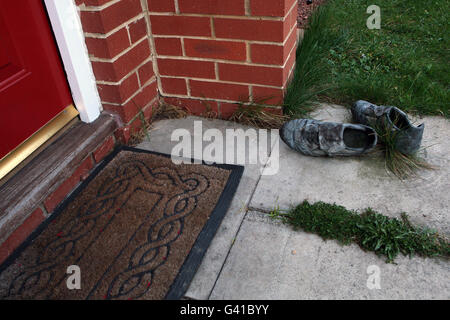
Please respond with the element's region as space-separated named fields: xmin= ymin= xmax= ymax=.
xmin=318 ymin=122 xmax=345 ymax=153
xmin=374 ymin=105 xmax=385 ymax=117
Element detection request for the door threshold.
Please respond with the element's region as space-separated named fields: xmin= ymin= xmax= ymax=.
xmin=0 ymin=105 xmax=79 ymax=182
xmin=0 ymin=113 xmax=117 ymax=245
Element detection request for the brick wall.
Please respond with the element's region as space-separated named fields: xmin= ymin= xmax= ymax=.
xmin=75 ymin=0 xmax=298 ymax=122
xmin=149 ymin=0 xmax=298 ymax=118
xmin=75 ymin=0 xmax=159 ymax=141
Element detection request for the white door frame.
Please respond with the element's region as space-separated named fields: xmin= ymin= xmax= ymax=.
xmin=44 ymin=0 xmax=101 ymax=123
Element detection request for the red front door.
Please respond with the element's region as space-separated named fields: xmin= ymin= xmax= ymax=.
xmin=0 ymin=1 xmax=73 ymax=159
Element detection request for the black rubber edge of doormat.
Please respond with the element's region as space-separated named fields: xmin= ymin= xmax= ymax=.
xmin=0 ymin=145 xmax=245 ymax=300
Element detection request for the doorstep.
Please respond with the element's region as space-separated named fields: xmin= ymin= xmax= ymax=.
xmin=136 ymin=116 xmax=279 ymax=299
xmin=0 ymin=113 xmax=118 ymax=249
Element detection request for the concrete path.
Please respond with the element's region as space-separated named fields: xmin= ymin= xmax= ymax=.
xmin=138 ymin=104 xmax=449 ymax=300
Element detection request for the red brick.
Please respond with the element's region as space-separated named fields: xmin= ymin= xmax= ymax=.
xmin=128 ymin=18 xmax=148 ymax=43
xmin=128 ymin=99 xmax=156 ymax=134
xmin=91 ymin=60 xmax=116 ymax=82
xmin=219 ymin=102 xmax=240 ymax=119
xmin=91 ymin=40 xmax=151 ymax=82
xmin=128 ymin=80 xmax=159 ymax=112
xmin=77 ymin=0 xmax=112 ymax=5
xmin=79 ymin=0 xmax=143 ymax=34
xmin=97 ymin=73 xmax=140 ymax=104
xmin=184 ymin=39 xmax=246 ymax=61
xmin=114 ymin=126 xmax=132 ymax=145
xmin=251 ymin=28 xmax=296 ymax=65
xmin=250 ymin=0 xmax=297 ymax=17
xmin=142 ymin=98 xmax=157 ymax=120
xmin=285 ymin=26 xmax=298 ymax=57
xmin=103 ymin=103 xmax=139 ymax=124
xmin=161 ymin=78 xmax=188 ymax=95
xmin=105 ymin=79 xmax=158 ymax=123
xmin=178 ymin=0 xmax=245 ymax=15
xmin=284 ymin=61 xmax=294 ymax=88
xmin=44 ymin=156 xmax=95 ymax=213
xmin=0 ymin=208 xmax=45 ymax=265
xmin=164 ymin=97 xmax=219 ymax=116
xmin=157 ymin=58 xmax=216 ymax=79
xmin=150 ymin=15 xmax=211 ymax=37
xmin=129 ymin=115 xmax=145 ymax=135
xmin=147 ymin=0 xmax=175 ymax=12
xmin=84 ymin=28 xmax=130 ymax=59
xmin=79 ymin=9 xmax=103 ymax=33
xmin=154 ymin=37 xmax=183 ymax=56
xmin=138 ymin=61 xmax=155 ymax=84
xmin=252 ymin=86 xmax=284 ymax=105
xmin=190 ymin=80 xmax=249 ymax=101
xmin=251 ymin=43 xmax=284 ymax=65
xmin=93 ymin=136 xmax=115 ymax=163
xmin=284 ymin=3 xmax=299 ymax=36
xmin=219 ymin=63 xmax=283 ymax=86
xmin=283 ymin=45 xmax=296 ymax=85
xmin=214 ymin=18 xmax=286 ymax=42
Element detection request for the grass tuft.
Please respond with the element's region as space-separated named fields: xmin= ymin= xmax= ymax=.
xmin=230 ymin=99 xmax=289 ymax=129
xmin=270 ymin=200 xmax=450 ymax=263
xmin=283 ymin=5 xmax=339 ymax=117
xmin=370 ymin=117 xmax=435 ymax=179
xmin=128 ymin=102 xmax=188 ymax=146
xmin=151 ymin=102 xmax=188 ymax=121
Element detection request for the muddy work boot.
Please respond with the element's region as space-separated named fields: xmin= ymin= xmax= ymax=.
xmin=352 ymin=100 xmax=424 ymax=155
xmin=351 ymin=100 xmax=386 ymax=126
xmin=280 ymin=119 xmax=377 ymax=157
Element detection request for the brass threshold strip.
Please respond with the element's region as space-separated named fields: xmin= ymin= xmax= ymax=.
xmin=0 ymin=105 xmax=79 ymax=181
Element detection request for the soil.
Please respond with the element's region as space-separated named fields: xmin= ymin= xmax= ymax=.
xmin=297 ymin=0 xmax=326 ymax=28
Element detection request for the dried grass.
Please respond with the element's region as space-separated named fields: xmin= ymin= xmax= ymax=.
xmin=151 ymin=103 xmax=188 ymax=121
xmin=229 ymin=101 xmax=289 ymax=129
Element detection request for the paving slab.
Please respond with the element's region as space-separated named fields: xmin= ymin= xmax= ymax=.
xmin=138 ymin=107 xmax=450 ymax=300
xmin=210 ymin=211 xmax=450 ymax=300
xmin=250 ymin=104 xmax=450 ymax=236
xmin=137 ymin=116 xmax=276 ymax=299
xmin=212 ymin=104 xmax=449 ymax=300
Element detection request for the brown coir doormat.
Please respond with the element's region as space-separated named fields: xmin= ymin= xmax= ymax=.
xmin=0 ymin=146 xmax=243 ymax=300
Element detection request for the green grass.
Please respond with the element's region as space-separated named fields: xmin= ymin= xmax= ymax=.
xmin=283 ymin=6 xmax=339 ymax=117
xmin=284 ymin=0 xmax=450 ymax=117
xmin=270 ymin=201 xmax=450 ymax=263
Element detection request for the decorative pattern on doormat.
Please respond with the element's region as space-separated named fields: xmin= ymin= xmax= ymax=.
xmin=0 ymin=146 xmax=243 ymax=300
